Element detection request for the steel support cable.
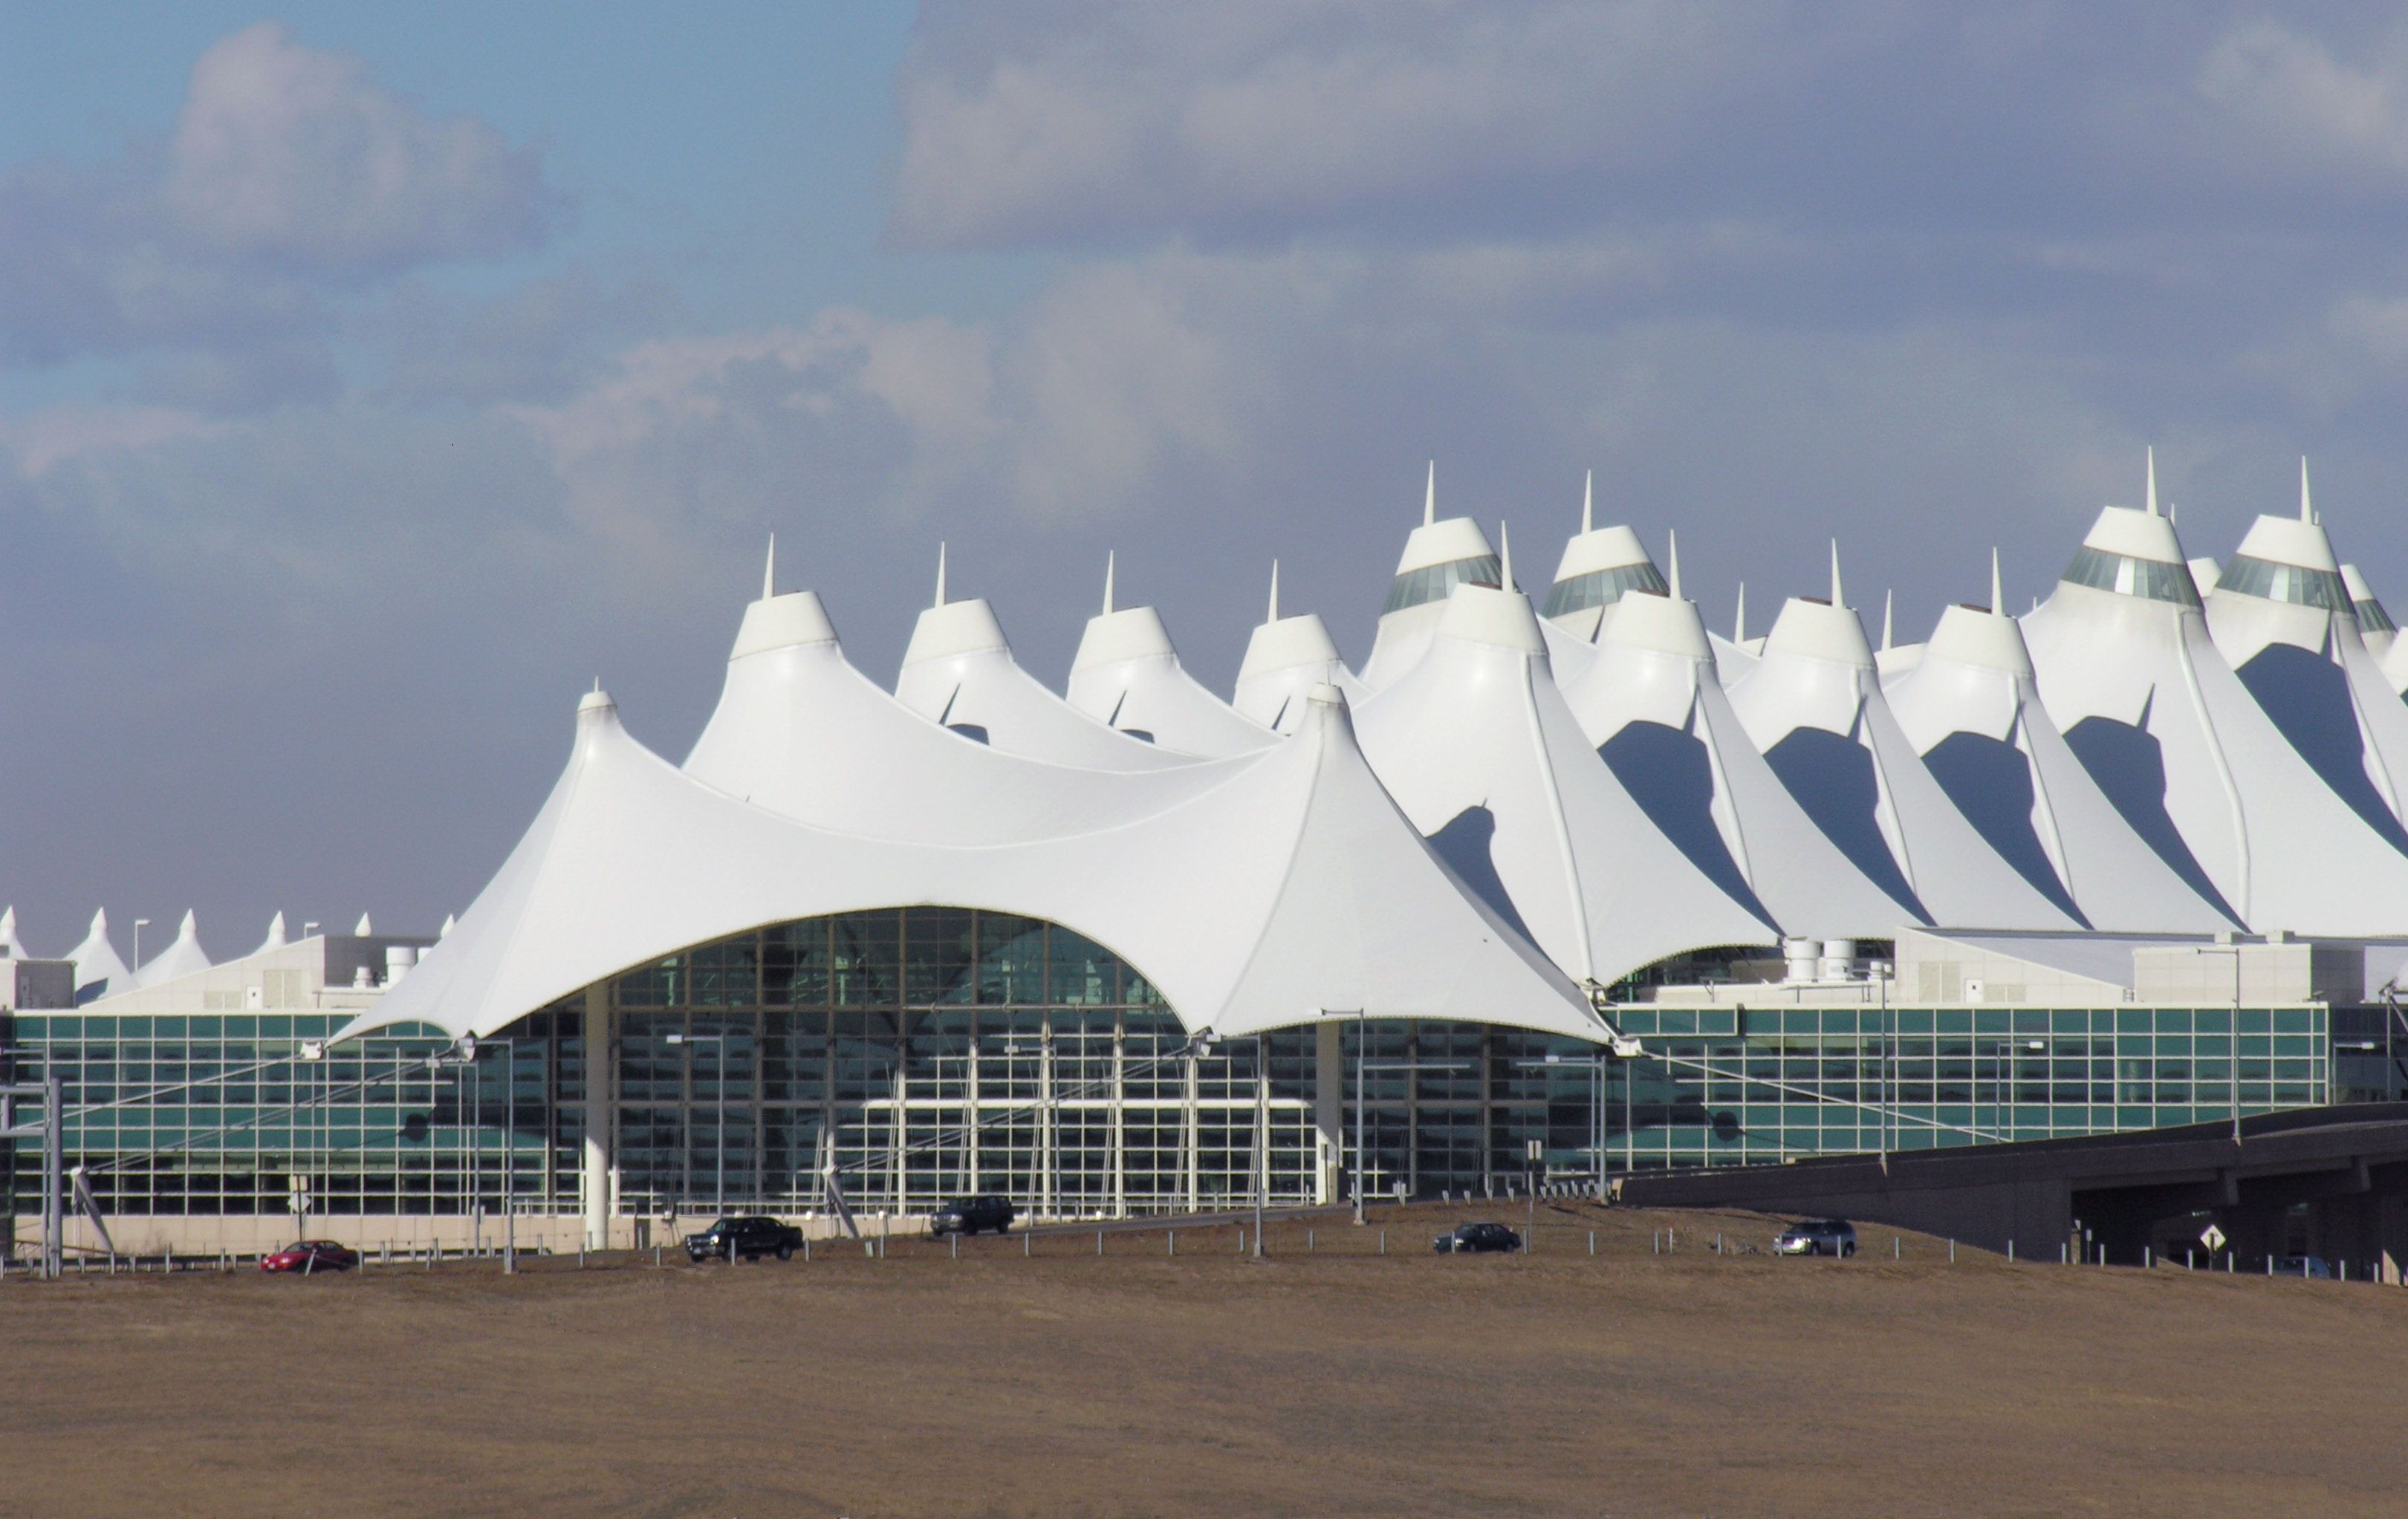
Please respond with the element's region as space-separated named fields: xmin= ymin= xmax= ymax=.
xmin=1633 ymin=1047 xmax=2005 ymax=1145
xmin=79 ymin=1055 xmax=442 ymax=1175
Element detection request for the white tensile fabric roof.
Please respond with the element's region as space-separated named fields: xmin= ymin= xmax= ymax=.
xmin=1233 ymin=562 xmax=1371 ymax=732
xmin=1724 ymin=556 xmax=2080 ymax=931
xmin=1554 ymin=580 xmax=1921 ymax=939
xmin=1354 ymin=578 xmax=1776 ymax=986
xmin=65 ymin=908 xmax=131 ymax=996
xmin=343 ymin=681 xmax=1606 ymax=1047
xmin=893 ymin=549 xmax=1187 ymax=772
xmin=132 ymin=908 xmax=212 ymax=988
xmin=1065 ymin=559 xmax=1274 ymax=758
xmin=316 ymin=444 xmax=2408 ymax=1050
xmin=1360 ymin=491 xmax=1502 ymax=689
xmin=2022 ymin=502 xmax=2408 ymax=934
xmin=1886 ymin=587 xmax=2238 ymax=934
xmin=688 ymin=591 xmax=1234 ymax=845
xmin=2201 ymin=495 xmax=2408 ymax=850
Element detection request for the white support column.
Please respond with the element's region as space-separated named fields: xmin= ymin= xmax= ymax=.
xmin=1314 ymin=1019 xmax=1343 ymax=1206
xmin=1109 ymin=1020 xmax=1127 ymax=1218
xmin=965 ymin=1041 xmax=981 ymax=1196
xmin=1039 ymin=1025 xmax=1057 ymax=1220
xmin=580 ymin=983 xmax=613 ymax=1252
xmin=1181 ymin=1051 xmax=1200 ymax=1212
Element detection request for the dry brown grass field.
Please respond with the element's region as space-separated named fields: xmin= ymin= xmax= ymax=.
xmin=1 ymin=1201 xmax=2398 ymax=1518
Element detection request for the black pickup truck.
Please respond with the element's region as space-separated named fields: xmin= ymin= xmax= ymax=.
xmin=683 ymin=1215 xmax=805 ymax=1262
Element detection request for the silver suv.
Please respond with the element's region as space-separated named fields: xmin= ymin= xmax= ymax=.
xmin=1773 ymin=1219 xmax=1857 ymax=1257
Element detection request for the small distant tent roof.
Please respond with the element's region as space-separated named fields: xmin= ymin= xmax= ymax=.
xmin=895 ymin=547 xmax=1189 ymax=772
xmin=1360 ymin=465 xmax=1502 ymax=689
xmin=0 ymin=905 xmax=22 ymax=959
xmin=133 ymin=909 xmax=212 ymax=988
xmin=1233 ymin=562 xmax=1371 ymax=733
xmin=1065 ymin=555 xmax=1275 ymax=758
xmin=65 ymin=908 xmax=130 ymax=998
xmin=1540 ymin=489 xmax=1668 ymax=644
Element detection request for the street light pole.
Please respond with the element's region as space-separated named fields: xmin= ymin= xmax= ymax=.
xmin=133 ymin=918 xmax=151 ymax=977
xmin=2198 ymin=943 xmax=2245 ymax=1147
xmin=1353 ymin=1009 xmax=1367 ymax=1226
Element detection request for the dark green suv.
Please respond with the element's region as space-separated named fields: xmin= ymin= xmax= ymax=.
xmin=683 ymin=1215 xmax=804 ymax=1262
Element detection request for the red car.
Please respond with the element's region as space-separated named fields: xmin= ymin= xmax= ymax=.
xmin=260 ymin=1240 xmax=360 ymax=1273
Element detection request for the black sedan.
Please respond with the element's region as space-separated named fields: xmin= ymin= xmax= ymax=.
xmin=683 ymin=1215 xmax=804 ymax=1262
xmin=1432 ymin=1222 xmax=1523 ymax=1254
xmin=929 ymin=1195 xmax=1017 ymax=1237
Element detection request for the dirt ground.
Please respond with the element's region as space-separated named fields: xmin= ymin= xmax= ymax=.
xmin=1 ymin=1200 xmax=2400 ymax=1519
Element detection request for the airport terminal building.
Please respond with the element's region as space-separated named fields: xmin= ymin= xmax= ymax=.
xmin=10 ymin=460 xmax=2408 ymax=1257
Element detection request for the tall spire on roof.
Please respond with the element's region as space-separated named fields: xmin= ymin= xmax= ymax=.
xmin=1581 ymin=469 xmax=1594 ymax=535
xmin=1990 ymin=547 xmax=2003 ymax=615
xmin=1734 ymin=583 xmax=1747 ymax=643
xmin=762 ymin=533 xmax=776 ymax=600
xmin=934 ymin=542 xmax=948 ymax=607
xmin=1667 ymin=528 xmax=1682 ymax=599
xmin=2300 ymin=456 xmax=2314 ymax=523
xmin=1881 ymin=590 xmax=1894 ymax=651
xmin=1499 ymin=520 xmax=1513 ymax=590
xmin=1423 ymin=461 xmax=1435 ymax=527
xmin=1830 ymin=540 xmax=1845 ymax=608
xmin=2146 ymin=446 xmax=2160 ymax=518
xmin=1103 ymin=550 xmax=1116 ymax=614
xmin=1267 ymin=559 xmax=1280 ymax=622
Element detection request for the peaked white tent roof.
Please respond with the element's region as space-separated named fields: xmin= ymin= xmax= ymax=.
xmin=1360 ymin=466 xmax=1502 ymax=689
xmin=1354 ymin=571 xmax=1776 ymax=985
xmin=1555 ymin=576 xmax=1921 ymax=939
xmin=1885 ymin=565 xmax=2238 ymax=934
xmin=689 ymin=588 xmax=1239 ymax=845
xmin=1725 ymin=547 xmax=2081 ymax=930
xmin=343 ymin=685 xmax=1606 ymax=1047
xmin=1539 ymin=487 xmax=1669 ymax=645
xmin=895 ymin=548 xmax=1189 ymax=772
xmin=2201 ymin=479 xmax=2408 ymax=850
xmin=0 ymin=905 xmax=22 ymax=959
xmin=256 ymin=912 xmax=290 ymax=955
xmin=2340 ymin=563 xmax=2400 ymax=669
xmin=65 ymin=908 xmax=130 ymax=998
xmin=1064 ymin=556 xmax=1275 ymax=758
xmin=132 ymin=909 xmax=212 ymax=988
xmin=2021 ymin=482 xmax=2408 ymax=934
xmin=1232 ymin=563 xmax=1372 ymax=733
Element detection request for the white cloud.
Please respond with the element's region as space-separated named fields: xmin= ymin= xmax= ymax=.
xmin=0 ymin=22 xmax=559 ymax=368
xmin=502 ymin=308 xmax=999 ymax=559
xmin=892 ymin=1 xmax=1814 ymax=247
xmin=1 ymin=403 xmax=221 ymax=478
xmin=163 ymin=22 xmax=555 ymax=270
xmin=2196 ymin=19 xmax=2408 ymax=183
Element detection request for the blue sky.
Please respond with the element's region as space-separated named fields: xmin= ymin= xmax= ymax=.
xmin=7 ymin=3 xmax=2408 ymax=957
